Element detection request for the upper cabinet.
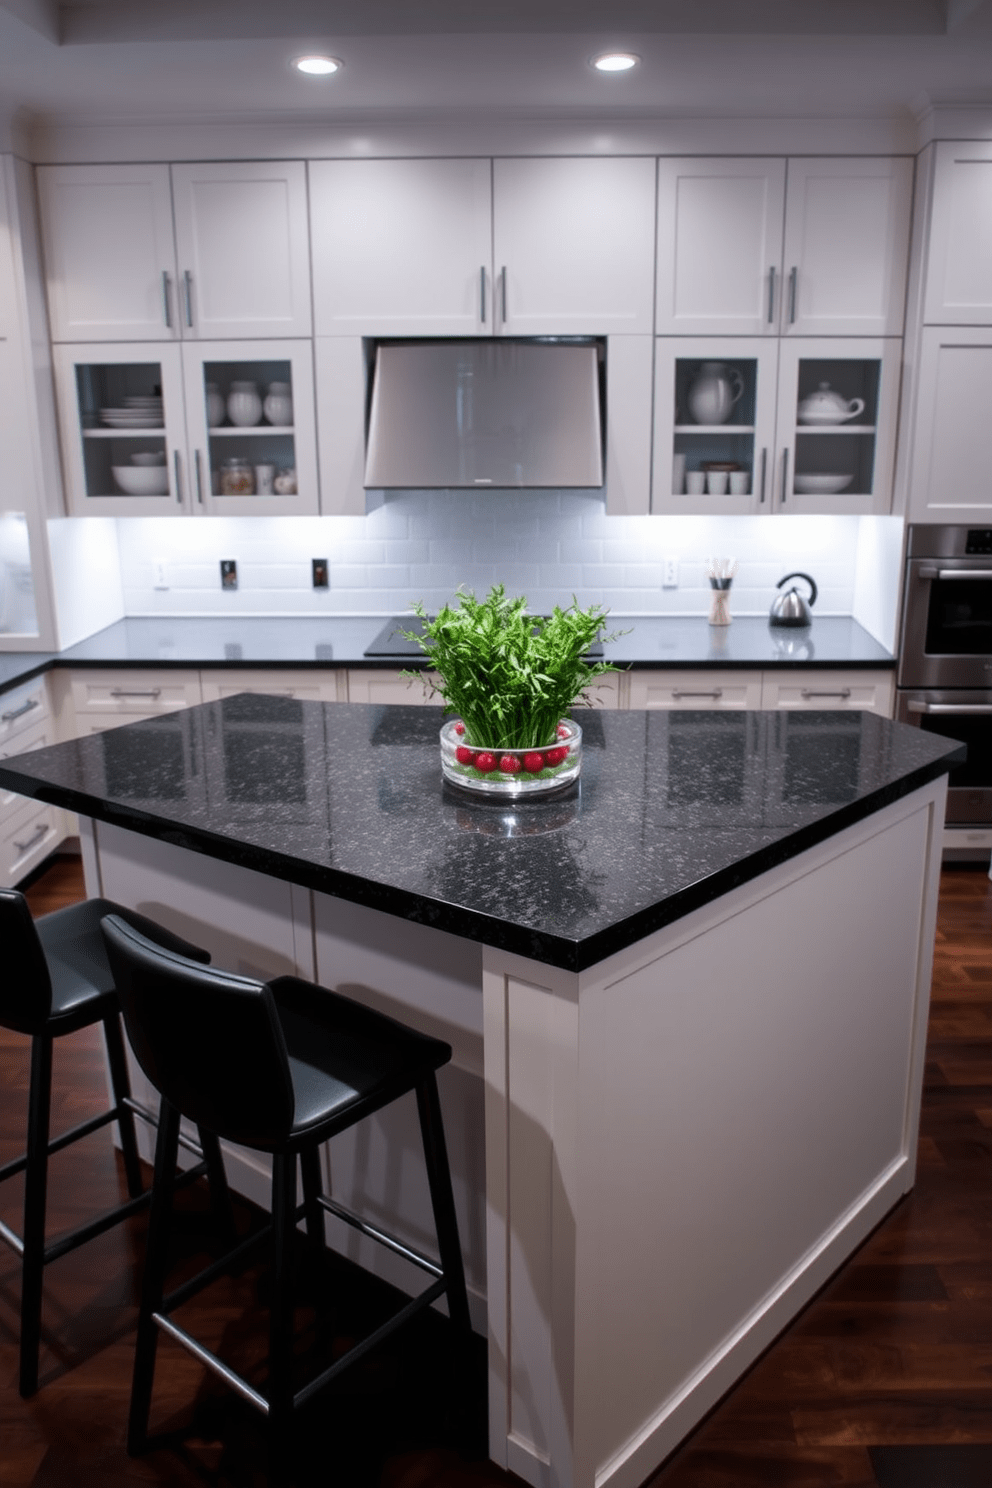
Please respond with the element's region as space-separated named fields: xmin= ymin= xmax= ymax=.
xmin=38 ymin=162 xmax=312 ymax=342
xmin=309 ymin=155 xmax=656 ymax=338
xmin=656 ymin=156 xmax=913 ymax=338
xmin=310 ymin=158 xmax=492 ymax=336
xmin=922 ymin=142 xmax=992 ymax=325
xmin=905 ymin=326 xmax=992 ymax=522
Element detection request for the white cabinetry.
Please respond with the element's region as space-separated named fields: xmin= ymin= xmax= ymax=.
xmin=624 ymin=668 xmax=893 ymax=716
xmin=53 ymin=340 xmax=318 ymax=517
xmin=66 ymin=669 xmax=203 ymax=735
xmin=199 ymin=669 xmax=346 ymax=704
xmin=760 ymin=669 xmax=894 ymax=715
xmin=656 ymin=156 xmax=912 ymax=338
xmin=625 ymin=670 xmax=764 ymax=710
xmin=38 ymin=161 xmax=312 ymax=342
xmin=309 ymin=155 xmax=656 ymax=338
xmin=654 ymin=337 xmax=901 ymax=515
xmin=906 ymin=326 xmax=992 ymax=522
xmin=346 ymin=670 xmax=440 ymax=706
xmin=922 ymin=142 xmax=992 ymax=325
xmin=309 ymin=158 xmax=492 ymax=337
xmin=0 ymin=676 xmax=65 ymax=885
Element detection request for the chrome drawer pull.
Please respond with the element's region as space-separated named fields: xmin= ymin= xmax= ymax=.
xmin=799 ymin=688 xmax=852 ymax=700
xmin=918 ymin=567 xmax=992 ymax=581
xmin=162 ymin=269 xmax=172 ymax=328
xmin=671 ymin=688 xmax=723 ymax=700
xmin=14 ymin=823 xmax=48 ymax=854
xmin=1 ymin=698 xmax=39 ymax=723
xmin=907 ymin=700 xmax=992 ymax=714
xmin=767 ymin=265 xmax=776 ymax=323
xmin=109 ymin=688 xmax=163 ymax=699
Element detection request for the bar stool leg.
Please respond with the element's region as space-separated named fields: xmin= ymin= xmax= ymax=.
xmin=128 ymin=1100 xmax=180 ymax=1455
xmin=197 ymin=1127 xmax=238 ymax=1250
xmin=102 ymin=1011 xmax=144 ymax=1199
xmin=19 ymin=1033 xmax=53 ymax=1398
xmin=299 ymin=1144 xmax=324 ymax=1253
xmin=268 ymin=1151 xmax=298 ymax=1484
xmin=416 ymin=1075 xmax=472 ymax=1339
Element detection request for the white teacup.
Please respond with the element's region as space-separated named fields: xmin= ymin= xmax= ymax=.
xmin=729 ymin=471 xmax=750 ymax=495
xmin=685 ymin=471 xmax=705 ymax=494
xmin=706 ymin=471 xmax=729 ymax=495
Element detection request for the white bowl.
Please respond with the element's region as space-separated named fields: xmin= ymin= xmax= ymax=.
xmin=112 ymin=464 xmax=170 ymax=495
xmin=793 ymin=473 xmax=853 ymax=495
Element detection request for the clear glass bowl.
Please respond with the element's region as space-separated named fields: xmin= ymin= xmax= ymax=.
xmin=440 ymin=718 xmax=582 ymax=798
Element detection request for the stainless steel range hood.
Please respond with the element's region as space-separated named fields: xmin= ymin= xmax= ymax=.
xmin=363 ymin=339 xmax=604 ymax=490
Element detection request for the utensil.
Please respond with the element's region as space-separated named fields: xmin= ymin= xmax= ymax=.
xmin=797 ymin=383 xmax=865 ymax=425
xmin=769 ymin=572 xmax=817 ymax=627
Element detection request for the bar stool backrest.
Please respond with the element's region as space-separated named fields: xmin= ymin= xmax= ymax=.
xmin=0 ymin=889 xmax=53 ymax=1034
xmin=101 ymin=915 xmax=295 ymax=1146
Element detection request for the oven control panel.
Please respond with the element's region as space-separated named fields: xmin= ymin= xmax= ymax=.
xmin=966 ymin=530 xmax=992 ymax=554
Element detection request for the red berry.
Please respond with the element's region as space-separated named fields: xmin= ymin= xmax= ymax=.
xmin=523 ymin=751 xmax=545 ymax=774
xmin=556 ymin=724 xmax=569 ymax=739
xmin=544 ymin=747 xmax=567 ymax=767
xmin=475 ymin=752 xmax=497 ymax=773
xmin=498 ymin=753 xmax=522 ymax=774
xmin=454 ymin=721 xmax=465 ymax=735
xmin=456 ymin=746 xmax=475 ymax=765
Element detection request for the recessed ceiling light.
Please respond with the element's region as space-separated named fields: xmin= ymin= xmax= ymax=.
xmin=592 ymin=53 xmax=639 ymax=73
xmin=293 ymin=55 xmax=342 ymax=76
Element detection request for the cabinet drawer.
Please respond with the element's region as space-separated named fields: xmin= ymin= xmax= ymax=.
xmin=346 ymin=670 xmax=441 ymax=706
xmin=626 ymin=669 xmax=763 ymax=710
xmin=0 ymin=715 xmax=59 ymax=810
xmin=69 ymin=669 xmax=202 ymax=716
xmin=199 ymin=669 xmax=346 ymax=704
xmin=0 ymin=798 xmax=60 ymax=887
xmin=0 ymin=676 xmax=49 ymax=747
xmin=760 ymin=669 xmax=894 ymax=715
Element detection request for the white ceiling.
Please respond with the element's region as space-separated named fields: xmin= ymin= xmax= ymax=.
xmin=0 ymin=0 xmax=991 ymax=130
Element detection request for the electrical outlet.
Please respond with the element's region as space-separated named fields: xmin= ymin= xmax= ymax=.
xmin=220 ymin=559 xmax=238 ymax=591
xmin=153 ymin=559 xmax=168 ymax=590
xmin=663 ymin=557 xmax=679 ymax=588
xmin=312 ymin=558 xmax=329 ymax=589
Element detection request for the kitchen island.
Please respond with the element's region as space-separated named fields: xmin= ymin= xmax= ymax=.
xmin=0 ymin=700 xmax=960 ymax=1488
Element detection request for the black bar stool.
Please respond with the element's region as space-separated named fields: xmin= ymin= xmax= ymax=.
xmin=0 ymin=888 xmax=234 ymax=1397
xmin=101 ymin=913 xmax=472 ymax=1475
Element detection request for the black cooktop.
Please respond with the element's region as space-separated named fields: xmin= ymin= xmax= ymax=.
xmin=364 ymin=616 xmax=604 ymax=659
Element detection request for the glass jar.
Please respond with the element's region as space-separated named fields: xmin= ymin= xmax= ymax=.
xmin=219 ymin=457 xmax=255 ymax=495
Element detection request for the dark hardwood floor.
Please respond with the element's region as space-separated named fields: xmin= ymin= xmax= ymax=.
xmin=2 ymin=854 xmax=991 ymax=1488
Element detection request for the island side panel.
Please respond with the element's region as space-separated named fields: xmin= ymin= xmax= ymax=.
xmin=483 ymin=780 xmax=944 ymax=1488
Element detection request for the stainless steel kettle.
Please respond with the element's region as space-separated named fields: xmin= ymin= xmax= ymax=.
xmin=769 ymin=572 xmax=817 ymax=627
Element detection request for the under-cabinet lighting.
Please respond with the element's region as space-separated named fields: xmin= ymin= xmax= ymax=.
xmin=293 ymin=55 xmax=342 ymax=76
xmin=592 ymin=53 xmax=639 ymax=73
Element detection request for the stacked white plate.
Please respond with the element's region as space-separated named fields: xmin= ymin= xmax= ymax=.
xmin=100 ymin=395 xmax=164 ymax=429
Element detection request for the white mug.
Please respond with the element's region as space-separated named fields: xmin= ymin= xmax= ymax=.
xmin=254 ymin=463 xmax=276 ymax=495
xmin=685 ymin=471 xmax=705 ymax=494
xmin=729 ymin=471 xmax=750 ymax=495
xmin=706 ymin=471 xmax=729 ymax=495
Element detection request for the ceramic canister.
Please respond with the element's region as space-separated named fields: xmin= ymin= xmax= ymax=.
xmin=205 ymin=382 xmax=226 ymax=427
xmin=227 ymin=381 xmax=262 ymax=427
xmin=263 ymin=381 xmax=293 ymax=426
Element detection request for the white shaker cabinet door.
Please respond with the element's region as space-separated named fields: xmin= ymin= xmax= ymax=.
xmin=781 ymin=158 xmax=913 ymax=336
xmin=310 ymin=158 xmax=493 ymax=336
xmin=907 ymin=326 xmax=992 ymax=521
xmin=655 ymin=158 xmax=786 ymax=336
xmin=171 ymin=162 xmax=312 ymax=339
xmin=37 ymin=164 xmax=178 ymax=342
xmin=923 ymin=142 xmax=992 ymax=325
xmin=493 ymin=157 xmax=656 ymax=335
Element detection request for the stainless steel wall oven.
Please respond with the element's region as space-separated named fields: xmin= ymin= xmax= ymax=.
xmin=898 ymin=525 xmax=992 ymax=832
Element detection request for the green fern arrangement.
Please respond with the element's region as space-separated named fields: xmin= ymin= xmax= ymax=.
xmin=402 ymin=585 xmax=616 ymax=749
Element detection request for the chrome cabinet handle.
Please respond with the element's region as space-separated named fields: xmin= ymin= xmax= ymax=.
xmin=907 ymin=700 xmax=992 ymax=715
xmin=480 ymin=266 xmax=487 ymax=324
xmin=110 ymin=687 xmax=162 ymax=699
xmin=918 ymin=567 xmax=992 ymax=581
xmin=195 ymin=448 xmax=204 ymax=505
xmin=671 ymin=688 xmax=723 ymax=700
xmin=173 ymin=450 xmax=183 ymax=504
xmin=1 ymin=697 xmax=39 ymax=723
xmin=780 ymin=447 xmax=789 ymax=504
xmin=182 ymin=269 xmax=193 ymax=327
xmin=788 ymin=266 xmax=797 ymax=324
xmin=759 ymin=446 xmax=767 ymax=504
xmin=14 ymin=823 xmax=48 ymax=855
xmin=162 ymin=270 xmax=172 ymax=328
xmin=800 ymin=688 xmax=852 ymax=700
xmin=500 ymin=265 xmax=507 ymax=325
xmin=767 ymin=266 xmax=776 ymax=323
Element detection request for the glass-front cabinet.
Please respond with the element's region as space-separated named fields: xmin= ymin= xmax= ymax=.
xmin=53 ymin=339 xmax=318 ymax=516
xmin=652 ymin=336 xmax=901 ymax=515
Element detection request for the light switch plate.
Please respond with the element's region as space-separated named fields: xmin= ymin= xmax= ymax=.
xmin=220 ymin=559 xmax=238 ymax=591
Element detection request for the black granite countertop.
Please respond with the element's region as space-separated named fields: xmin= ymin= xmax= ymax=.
xmin=0 ymin=697 xmax=958 ymax=972
xmin=0 ymin=614 xmax=893 ymax=697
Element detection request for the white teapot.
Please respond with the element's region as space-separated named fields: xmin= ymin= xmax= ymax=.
xmin=797 ymin=382 xmax=865 ymax=425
